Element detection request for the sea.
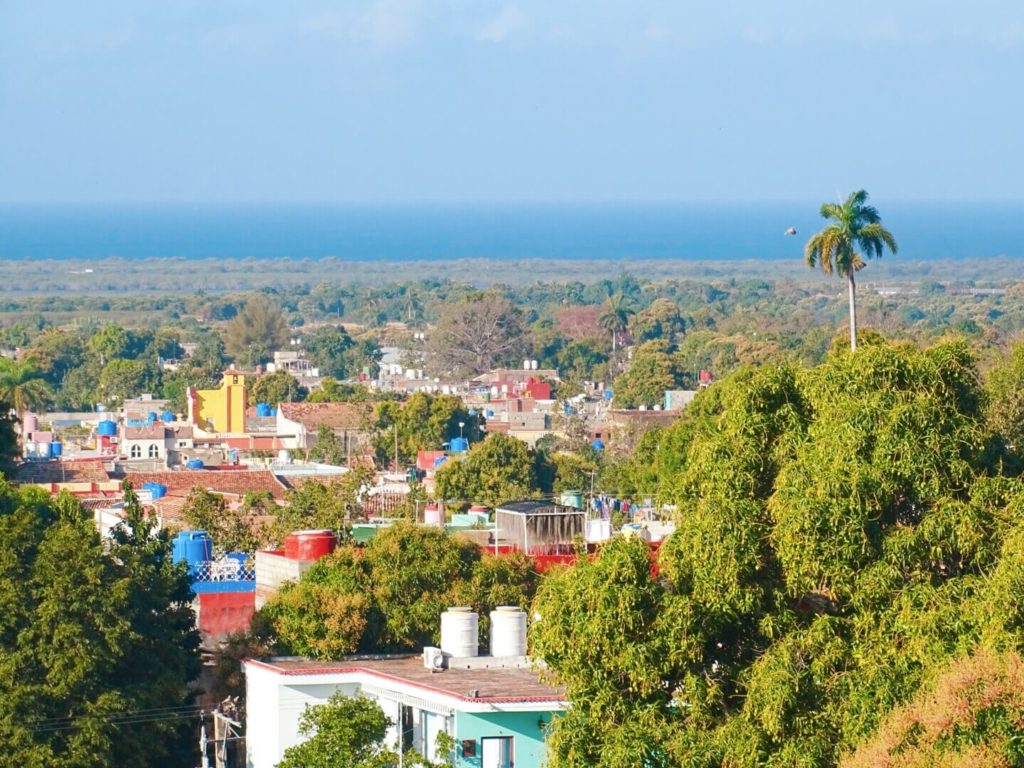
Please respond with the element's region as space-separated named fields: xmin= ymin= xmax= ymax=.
xmin=0 ymin=202 xmax=1021 ymax=262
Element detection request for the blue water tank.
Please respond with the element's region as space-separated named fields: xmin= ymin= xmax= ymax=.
xmin=50 ymin=442 xmax=62 ymax=457
xmin=433 ymin=455 xmax=448 ymax=469
xmin=185 ymin=458 xmax=205 ymax=470
xmin=98 ymin=420 xmax=117 ymax=436
xmin=485 ymin=409 xmax=494 ymax=418
xmin=142 ymin=482 xmax=167 ymax=499
xmin=591 ymin=438 xmax=606 ymax=451
xmin=450 ymin=437 xmax=469 ymax=453
xmin=256 ymin=402 xmax=272 ymax=417
xmin=229 ymin=449 xmax=239 ymax=465
xmin=161 ymin=410 xmax=175 ymax=423
xmin=38 ymin=442 xmax=52 ymax=459
xmin=172 ymin=531 xmax=212 ymax=572
xmin=270 ymin=407 xmax=277 ymax=416
xmin=147 ymin=411 xmax=158 ymax=423
xmin=603 ymin=389 xmax=614 ymax=401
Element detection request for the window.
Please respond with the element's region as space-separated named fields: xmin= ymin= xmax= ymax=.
xmin=148 ymin=444 xmax=160 ymax=458
xmin=481 ymin=737 xmax=513 ymax=768
xmin=178 ymin=441 xmax=188 ymax=448
xmin=130 ymin=444 xmax=141 ymax=458
xmin=232 ymin=375 xmax=238 ymax=385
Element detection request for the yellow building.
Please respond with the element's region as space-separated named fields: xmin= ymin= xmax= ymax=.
xmin=187 ymin=369 xmax=249 ymax=434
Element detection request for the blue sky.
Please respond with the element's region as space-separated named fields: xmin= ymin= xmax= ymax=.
xmin=1 ymin=1 xmax=1022 ymax=203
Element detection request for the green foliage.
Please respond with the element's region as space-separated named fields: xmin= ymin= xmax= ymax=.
xmin=272 ymin=472 xmax=374 ymax=544
xmin=303 ymin=325 xmax=354 ymax=379
xmin=0 ymin=482 xmax=200 ymax=767
xmin=536 ymin=339 xmax=1024 ymax=768
xmin=308 ymin=423 xmax=347 ymax=465
xmin=373 ymin=392 xmax=478 ymax=466
xmin=0 ymin=358 xmax=52 ymax=414
xmin=248 ymin=369 xmax=305 ymax=406
xmin=278 ymin=692 xmax=398 ymax=768
xmin=97 ymin=358 xmax=160 ymax=405
xmin=179 ymin=487 xmax=272 ymax=553
xmin=224 ymin=295 xmax=288 ymax=366
xmin=612 ymin=340 xmax=683 ymax=408
xmin=261 ymin=522 xmax=534 ymax=657
xmin=434 ymin=433 xmax=539 ymax=507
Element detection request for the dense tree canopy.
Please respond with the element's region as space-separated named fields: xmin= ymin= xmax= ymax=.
xmin=0 ymin=482 xmax=200 ymax=767
xmin=434 ymin=433 xmax=540 ymax=508
xmin=426 ymin=293 xmax=526 ymax=377
xmin=532 ymin=338 xmax=1024 ymax=768
xmin=261 ymin=522 xmax=533 ymax=658
xmin=224 ymin=295 xmax=289 ymax=367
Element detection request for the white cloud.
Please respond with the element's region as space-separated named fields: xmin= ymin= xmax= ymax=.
xmin=477 ymin=6 xmax=528 ymax=43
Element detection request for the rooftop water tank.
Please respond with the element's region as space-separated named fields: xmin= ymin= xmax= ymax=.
xmin=172 ymin=531 xmax=212 ymax=572
xmin=98 ymin=420 xmax=117 ymax=436
xmin=450 ymin=437 xmax=469 ymax=453
xmin=185 ymin=459 xmax=205 ymax=470
xmin=50 ymin=442 xmax=62 ymax=457
xmin=256 ymin=403 xmax=272 ymax=417
xmin=38 ymin=442 xmax=52 ymax=459
xmin=147 ymin=411 xmax=158 ymax=422
xmin=440 ymin=607 xmax=478 ymax=658
xmin=490 ymin=606 xmax=528 ymax=657
xmin=591 ymin=438 xmax=605 ymax=451
xmin=142 ymin=482 xmax=167 ymax=499
xmin=283 ymin=529 xmax=337 ymax=561
xmin=161 ymin=410 xmax=175 ymax=423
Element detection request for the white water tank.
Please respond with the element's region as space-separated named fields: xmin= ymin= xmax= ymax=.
xmin=440 ymin=607 xmax=478 ymax=658
xmin=490 ymin=606 xmax=528 ymax=657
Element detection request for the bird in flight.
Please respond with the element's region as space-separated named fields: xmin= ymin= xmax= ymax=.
xmin=784 ymin=226 xmax=797 ymax=236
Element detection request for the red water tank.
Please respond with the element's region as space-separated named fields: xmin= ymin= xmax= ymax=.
xmin=284 ymin=529 xmax=337 ymax=561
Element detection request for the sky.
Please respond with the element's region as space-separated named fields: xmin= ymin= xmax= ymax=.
xmin=1 ymin=1 xmax=1022 ymax=204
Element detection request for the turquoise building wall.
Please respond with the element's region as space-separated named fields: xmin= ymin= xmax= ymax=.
xmin=454 ymin=710 xmax=557 ymax=768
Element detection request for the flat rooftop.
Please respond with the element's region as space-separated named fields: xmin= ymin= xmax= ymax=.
xmin=247 ymin=655 xmax=564 ymax=705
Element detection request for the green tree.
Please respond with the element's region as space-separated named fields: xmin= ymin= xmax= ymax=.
xmin=224 ymin=295 xmax=289 ymax=367
xmin=0 ymin=482 xmax=200 ymax=767
xmin=179 ymin=487 xmax=272 ymax=553
xmin=97 ymin=358 xmax=161 ymax=405
xmin=308 ymin=423 xmax=346 ymax=465
xmin=303 ymin=325 xmax=354 ymax=379
xmin=434 ymin=433 xmax=538 ymax=508
xmin=805 ymin=190 xmax=899 ymax=351
xmin=0 ymin=358 xmax=53 ymax=415
xmin=611 ymin=340 xmax=681 ymax=409
xmin=373 ymin=393 xmax=477 ymax=466
xmin=26 ymin=328 xmax=86 ymax=386
xmin=248 ymin=369 xmax=305 ymax=406
xmin=599 ymin=293 xmax=634 ymax=354
xmin=278 ymin=693 xmax=398 ymax=768
xmin=272 ymin=472 xmax=374 ymax=543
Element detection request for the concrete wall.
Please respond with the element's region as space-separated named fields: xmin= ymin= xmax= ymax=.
xmin=192 ymin=372 xmax=248 ymax=433
xmin=455 ymin=710 xmax=556 ymax=768
xmin=254 ymin=551 xmax=314 ymax=608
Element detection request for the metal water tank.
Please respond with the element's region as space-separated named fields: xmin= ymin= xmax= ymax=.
xmin=98 ymin=420 xmax=117 ymax=436
xmin=490 ymin=606 xmax=528 ymax=657
xmin=283 ymin=529 xmax=337 ymax=561
xmin=440 ymin=607 xmax=479 ymax=658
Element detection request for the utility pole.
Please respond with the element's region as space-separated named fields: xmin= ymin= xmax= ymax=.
xmin=393 ymin=425 xmax=399 ymax=472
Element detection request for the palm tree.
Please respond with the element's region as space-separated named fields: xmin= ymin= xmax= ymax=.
xmin=805 ymin=190 xmax=898 ymax=352
xmin=0 ymin=358 xmax=52 ymax=415
xmin=599 ymin=294 xmax=633 ymax=354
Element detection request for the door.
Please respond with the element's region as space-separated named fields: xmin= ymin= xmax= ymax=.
xmin=481 ymin=736 xmax=513 ymax=768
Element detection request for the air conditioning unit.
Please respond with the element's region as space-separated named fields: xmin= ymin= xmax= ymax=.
xmin=423 ymin=646 xmax=445 ymax=671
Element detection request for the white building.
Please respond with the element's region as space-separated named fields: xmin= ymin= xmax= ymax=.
xmin=244 ymin=609 xmax=566 ymax=768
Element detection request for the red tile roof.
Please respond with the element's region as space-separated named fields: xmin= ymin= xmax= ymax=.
xmin=279 ymin=402 xmax=368 ymax=431
xmin=124 ymin=469 xmax=288 ymax=500
xmin=15 ymin=458 xmax=112 ymax=485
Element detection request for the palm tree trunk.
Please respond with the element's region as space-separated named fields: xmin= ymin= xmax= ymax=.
xmin=611 ymin=330 xmax=617 ymax=354
xmin=848 ymin=272 xmax=858 ymax=352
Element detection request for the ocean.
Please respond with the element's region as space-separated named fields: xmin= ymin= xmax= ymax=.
xmin=0 ymin=202 xmax=1021 ymax=262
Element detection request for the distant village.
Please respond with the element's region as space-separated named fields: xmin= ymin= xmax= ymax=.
xmin=10 ymin=339 xmax=711 ymax=768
